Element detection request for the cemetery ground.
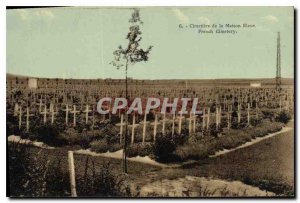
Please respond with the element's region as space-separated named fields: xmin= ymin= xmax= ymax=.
xmin=6 ymin=78 xmax=294 ymax=197
xmin=8 ymin=117 xmax=294 ymax=197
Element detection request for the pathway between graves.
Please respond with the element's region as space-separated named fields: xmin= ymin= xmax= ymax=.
xmin=7 ymin=125 xmax=292 ymax=168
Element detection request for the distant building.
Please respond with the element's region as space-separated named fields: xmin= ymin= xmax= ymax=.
xmin=28 ymin=78 xmax=38 ymax=89
xmin=250 ymin=82 xmax=261 ymax=88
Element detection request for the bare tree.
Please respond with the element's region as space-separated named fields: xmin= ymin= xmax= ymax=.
xmin=110 ymin=8 xmax=153 ymax=173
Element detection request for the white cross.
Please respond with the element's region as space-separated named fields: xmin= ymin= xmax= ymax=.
xmin=176 ymin=111 xmax=184 ymax=134
xmin=279 ymin=99 xmax=282 ymax=111
xmin=171 ymin=113 xmax=176 ymax=136
xmin=116 ymin=114 xmax=126 ymax=144
xmin=206 ymin=107 xmax=210 ymax=131
xmin=186 ymin=111 xmax=197 ymax=135
xmin=40 ymin=105 xmax=48 ymax=124
xmin=51 ymin=104 xmax=58 ymax=125
xmin=160 ymin=112 xmax=170 ymax=135
xmin=83 ymin=104 xmax=92 ymax=124
xmin=14 ymin=103 xmax=19 ymax=116
xmin=26 ymin=106 xmax=34 ymax=132
xmin=128 ymin=114 xmax=140 ymax=144
xmin=238 ymin=104 xmax=241 ymax=123
xmin=70 ymin=105 xmax=80 ymax=127
xmin=227 ymin=111 xmax=230 ymax=130
xmin=247 ymin=103 xmax=250 ymax=125
xmin=150 ymin=113 xmax=160 ymax=142
xmin=140 ymin=113 xmax=150 ymax=144
xmin=62 ymin=104 xmax=71 ymax=124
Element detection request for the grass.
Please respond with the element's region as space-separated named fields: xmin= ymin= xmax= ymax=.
xmin=132 ymin=121 xmax=294 ymax=196
xmin=147 ymin=122 xmax=294 ymax=196
xmin=8 ymin=143 xmax=162 ymax=197
xmin=173 ymin=120 xmax=284 ymax=162
xmin=8 ymin=120 xmax=294 ymax=197
xmin=204 ymin=126 xmax=294 ymax=196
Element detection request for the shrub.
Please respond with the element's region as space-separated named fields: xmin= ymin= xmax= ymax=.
xmin=98 ymin=124 xmax=119 ymax=138
xmin=261 ymin=110 xmax=275 ymax=121
xmin=90 ymin=140 xmax=109 ymax=153
xmin=205 ymin=139 xmax=224 ymax=154
xmin=231 ymin=120 xmax=247 ymax=130
xmin=108 ymin=143 xmax=123 ymax=152
xmin=171 ymin=119 xmax=283 ymax=162
xmin=175 ymin=143 xmax=209 ymax=161
xmin=105 ymin=134 xmax=120 ymax=145
xmin=209 ymin=123 xmax=223 ymax=137
xmin=153 ymin=136 xmax=176 ymax=162
xmin=218 ymin=135 xmax=238 ymax=149
xmin=87 ymin=130 xmax=106 ymax=140
xmin=76 ymin=161 xmax=132 ymax=197
xmin=250 ymin=117 xmax=262 ymax=126
xmin=8 ymin=144 xmax=69 ymax=197
xmin=172 ymin=133 xmax=189 ymax=146
xmin=140 ymin=142 xmax=155 ymax=156
xmin=31 ymin=123 xmax=66 ymax=147
xmin=6 ymin=113 xmax=19 ymax=136
xmin=220 ymin=131 xmax=252 ymax=149
xmin=60 ymin=128 xmax=92 ymax=148
xmin=127 ymin=142 xmax=154 ymax=157
xmin=275 ymin=111 xmax=292 ymax=124
xmin=249 ymin=127 xmax=266 ymax=137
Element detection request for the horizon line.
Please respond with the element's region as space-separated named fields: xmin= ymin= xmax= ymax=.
xmin=6 ymin=72 xmax=294 ymax=81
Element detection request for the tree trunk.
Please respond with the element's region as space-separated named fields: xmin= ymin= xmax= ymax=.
xmin=123 ymin=61 xmax=128 ymax=174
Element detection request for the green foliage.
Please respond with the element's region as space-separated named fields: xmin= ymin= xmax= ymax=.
xmin=261 ymin=110 xmax=275 ymax=121
xmin=171 ymin=120 xmax=283 ymax=162
xmin=8 ymin=143 xmax=69 ymax=197
xmin=98 ymin=124 xmax=119 ymax=140
xmin=76 ymin=161 xmax=132 ymax=197
xmin=153 ymin=135 xmax=176 ymax=162
xmin=219 ymin=132 xmax=252 ymax=149
xmin=108 ymin=143 xmax=123 ymax=152
xmin=175 ymin=143 xmax=209 ymax=161
xmin=275 ymin=110 xmax=292 ymax=124
xmin=6 ymin=113 xmax=19 ymax=136
xmin=60 ymin=128 xmax=92 ymax=148
xmin=231 ymin=119 xmax=247 ymax=129
xmin=31 ymin=123 xmax=67 ymax=147
xmin=90 ymin=140 xmax=109 ymax=153
xmin=242 ymin=177 xmax=294 ymax=197
xmin=110 ymin=9 xmax=153 ymax=69
xmin=250 ymin=117 xmax=262 ymax=126
xmin=87 ymin=129 xmax=106 ymax=140
xmin=172 ymin=133 xmax=189 ymax=146
xmin=127 ymin=142 xmax=154 ymax=157
xmin=208 ymin=123 xmax=223 ymax=137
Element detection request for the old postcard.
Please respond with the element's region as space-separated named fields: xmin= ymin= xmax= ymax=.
xmin=6 ymin=6 xmax=294 ymax=198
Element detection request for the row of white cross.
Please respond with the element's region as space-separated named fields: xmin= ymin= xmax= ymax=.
xmin=116 ymin=104 xmax=259 ymax=144
xmin=14 ymin=103 xmax=95 ymax=131
xmin=115 ymin=111 xmax=197 ymax=144
xmin=13 ymin=99 xmax=290 ymax=142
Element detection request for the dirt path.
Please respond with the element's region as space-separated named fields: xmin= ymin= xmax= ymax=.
xmin=138 ymin=176 xmax=275 ymax=197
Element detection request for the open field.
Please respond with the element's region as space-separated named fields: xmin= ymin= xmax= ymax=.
xmin=7 ymin=75 xmax=295 ymax=197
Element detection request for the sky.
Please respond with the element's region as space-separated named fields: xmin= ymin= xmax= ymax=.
xmin=6 ymin=7 xmax=294 ymax=79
